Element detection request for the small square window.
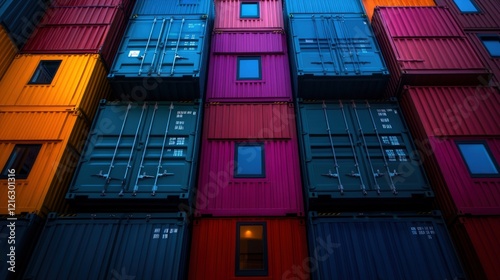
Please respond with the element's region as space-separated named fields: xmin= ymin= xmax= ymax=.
xmin=457 ymin=142 xmax=499 ymax=177
xmin=479 ymin=36 xmax=500 ymax=57
xmin=236 ymin=223 xmax=268 ymax=276
xmin=237 ymin=57 xmax=262 ymax=80
xmin=234 ymin=143 xmax=265 ymax=178
xmin=1 ymin=144 xmax=42 ymax=179
xmin=29 ymin=60 xmax=62 ymax=84
xmin=453 ymin=0 xmax=479 ymax=13
xmin=240 ymin=2 xmax=259 ymax=18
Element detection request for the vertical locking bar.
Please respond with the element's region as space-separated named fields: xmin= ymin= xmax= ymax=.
xmin=152 ymin=102 xmax=175 ymax=195
xmin=322 ymin=101 xmax=344 ymax=194
xmin=149 ymin=18 xmax=167 ymax=75
xmin=170 ymin=18 xmax=185 ymax=76
xmin=158 ymin=17 xmax=174 ymax=75
xmin=139 ymin=17 xmax=157 ymax=76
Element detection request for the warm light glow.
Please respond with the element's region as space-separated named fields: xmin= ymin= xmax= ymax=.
xmin=244 ymin=230 xmax=253 ymax=238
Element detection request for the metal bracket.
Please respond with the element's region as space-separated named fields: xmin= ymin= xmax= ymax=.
xmin=322 ymin=170 xmax=339 ymax=178
xmin=347 ymin=171 xmax=361 ymax=178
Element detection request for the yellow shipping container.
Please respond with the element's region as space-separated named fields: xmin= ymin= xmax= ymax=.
xmin=363 ymin=0 xmax=436 ymax=20
xmin=0 ymin=106 xmax=90 ymax=216
xmin=0 ymin=25 xmax=18 ymax=81
xmin=0 ymin=54 xmax=111 ymax=119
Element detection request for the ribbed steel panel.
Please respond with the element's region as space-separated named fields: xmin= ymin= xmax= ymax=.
xmin=24 ymin=213 xmax=189 ymax=280
xmin=214 ymin=0 xmax=284 ymax=31
xmin=466 ymin=31 xmax=500 ymax=88
xmin=308 ymin=212 xmax=465 ymax=280
xmin=132 ymin=0 xmax=213 ymax=15
xmin=435 ymin=0 xmax=500 ymax=30
xmin=0 ymin=54 xmax=111 ymax=119
xmin=298 ymin=101 xmax=433 ymax=211
xmin=0 ymin=25 xmax=17 ymax=81
xmin=0 ymin=0 xmax=51 ymax=48
xmin=189 ymin=217 xmax=309 ymax=280
xmin=108 ymin=15 xmax=210 ymax=100
xmin=287 ymin=14 xmax=389 ymax=99
xmin=450 ymin=216 xmax=500 ymax=280
xmin=67 ymin=101 xmax=202 ymax=210
xmin=284 ymin=0 xmax=365 ymax=14
xmin=207 ymin=33 xmax=292 ymax=102
xmin=362 ymin=0 xmax=436 ymax=20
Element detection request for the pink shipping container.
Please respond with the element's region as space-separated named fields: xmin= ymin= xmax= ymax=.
xmin=21 ymin=0 xmax=135 ymax=69
xmin=195 ymin=103 xmax=303 ymax=217
xmin=371 ymin=6 xmax=491 ymax=97
xmin=206 ymin=32 xmax=292 ymax=102
xmin=214 ymin=0 xmax=284 ymax=31
xmin=466 ymin=31 xmax=500 ymax=88
xmin=435 ymin=0 xmax=500 ymax=30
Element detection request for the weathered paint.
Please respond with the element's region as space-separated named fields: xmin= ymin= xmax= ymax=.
xmin=362 ymin=0 xmax=436 ymax=20
xmin=435 ymin=0 xmax=500 ymax=30
xmin=132 ymin=0 xmax=213 ymax=16
xmin=189 ymin=218 xmax=309 ymax=280
xmin=308 ymin=212 xmax=465 ymax=280
xmin=214 ymin=0 xmax=284 ymax=31
xmin=284 ymin=0 xmax=366 ymax=14
xmin=0 ymin=25 xmax=17 ymax=81
xmin=206 ymin=32 xmax=292 ymax=101
xmin=466 ymin=31 xmax=500 ymax=88
xmin=196 ymin=104 xmax=303 ymax=217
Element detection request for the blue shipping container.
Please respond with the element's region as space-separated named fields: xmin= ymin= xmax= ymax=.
xmin=0 ymin=0 xmax=51 ymax=48
xmin=287 ymin=14 xmax=389 ymax=99
xmin=132 ymin=0 xmax=213 ymax=16
xmin=67 ymin=101 xmax=202 ymax=210
xmin=284 ymin=0 xmax=366 ymax=15
xmin=108 ymin=15 xmax=211 ymax=100
xmin=23 ymin=213 xmax=189 ymax=280
xmin=307 ymin=212 xmax=465 ymax=280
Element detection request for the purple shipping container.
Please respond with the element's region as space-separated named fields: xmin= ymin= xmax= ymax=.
xmin=195 ymin=103 xmax=304 ymax=217
xmin=371 ymin=6 xmax=491 ymax=97
xmin=206 ymin=32 xmax=292 ymax=102
xmin=435 ymin=0 xmax=500 ymax=30
xmin=466 ymin=31 xmax=500 ymax=88
xmin=214 ymin=0 xmax=284 ymax=31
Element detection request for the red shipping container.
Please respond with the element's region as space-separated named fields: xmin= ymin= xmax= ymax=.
xmin=189 ymin=217 xmax=309 ymax=280
xmin=435 ymin=0 xmax=500 ymax=30
xmin=21 ymin=0 xmax=135 ymax=69
xmin=214 ymin=0 xmax=284 ymax=31
xmin=196 ymin=103 xmax=303 ymax=217
xmin=466 ymin=31 xmax=500 ymax=88
xmin=206 ymin=32 xmax=292 ymax=102
xmin=371 ymin=7 xmax=491 ymax=97
xmin=449 ymin=216 xmax=500 ymax=280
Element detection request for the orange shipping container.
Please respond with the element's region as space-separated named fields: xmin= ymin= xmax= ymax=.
xmin=362 ymin=0 xmax=436 ymax=20
xmin=0 ymin=25 xmax=18 ymax=81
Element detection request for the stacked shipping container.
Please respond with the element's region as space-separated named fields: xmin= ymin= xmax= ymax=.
xmin=362 ymin=0 xmax=437 ymax=20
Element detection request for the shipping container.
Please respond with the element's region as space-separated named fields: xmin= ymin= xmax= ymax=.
xmin=372 ymin=6 xmax=491 ymax=97
xmin=214 ymin=0 xmax=284 ymax=31
xmin=0 ymin=106 xmax=90 ymax=216
xmin=297 ymin=100 xmax=433 ymax=211
xmin=21 ymin=0 xmax=135 ymax=69
xmin=23 ymin=212 xmax=189 ymax=280
xmin=308 ymin=212 xmax=465 ymax=280
xmin=108 ymin=15 xmax=211 ymax=100
xmin=0 ymin=214 xmax=43 ymax=280
xmin=0 ymin=54 xmax=111 ymax=119
xmin=67 ymin=101 xmax=202 ymax=211
xmin=287 ymin=14 xmax=389 ymax=99
xmin=206 ymin=32 xmax=292 ymax=101
xmin=435 ymin=0 xmax=500 ymax=30
xmin=362 ymin=0 xmax=437 ymax=21
xmin=284 ymin=0 xmax=366 ymax=14
xmin=196 ymin=103 xmax=303 ymax=216
xmin=0 ymin=25 xmax=17 ymax=81
xmin=465 ymin=31 xmax=500 ymax=88
xmin=132 ymin=0 xmax=213 ymax=16
xmin=189 ymin=217 xmax=309 ymax=280
xmin=449 ymin=216 xmax=500 ymax=280
xmin=0 ymin=0 xmax=50 ymax=48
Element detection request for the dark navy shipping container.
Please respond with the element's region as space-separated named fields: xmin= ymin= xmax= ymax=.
xmin=108 ymin=15 xmax=211 ymax=100
xmin=1 ymin=214 xmax=43 ymax=280
xmin=284 ymin=0 xmax=366 ymax=14
xmin=307 ymin=212 xmax=465 ymax=280
xmin=0 ymin=0 xmax=51 ymax=48
xmin=23 ymin=213 xmax=189 ymax=280
xmin=67 ymin=101 xmax=202 ymax=210
xmin=132 ymin=0 xmax=213 ymax=16
xmin=297 ymin=100 xmax=433 ymax=211
xmin=287 ymin=14 xmax=389 ymax=99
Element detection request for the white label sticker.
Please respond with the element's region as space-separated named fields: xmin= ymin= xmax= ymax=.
xmin=128 ymin=50 xmax=140 ymax=57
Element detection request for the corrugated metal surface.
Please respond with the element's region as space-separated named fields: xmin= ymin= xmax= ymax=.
xmin=0 ymin=0 xmax=51 ymax=48
xmin=450 ymin=216 xmax=500 ymax=280
xmin=362 ymin=0 xmax=436 ymax=20
xmin=108 ymin=15 xmax=210 ymax=100
xmin=189 ymin=218 xmax=309 ymax=280
xmin=401 ymin=86 xmax=500 ymax=137
xmin=67 ymin=101 xmax=202 ymax=210
xmin=0 ymin=25 xmax=17 ymax=81
xmin=298 ymin=101 xmax=433 ymax=211
xmin=0 ymin=54 xmax=111 ymax=119
xmin=21 ymin=1 xmax=134 ymax=69
xmin=435 ymin=0 xmax=500 ymax=30
xmin=287 ymin=14 xmax=389 ymax=99
xmin=284 ymin=0 xmax=365 ymax=14
xmin=132 ymin=0 xmax=213 ymax=16
xmin=466 ymin=31 xmax=500 ymax=88
xmin=0 ymin=214 xmax=43 ymax=280
xmin=212 ymin=32 xmax=286 ymax=53
xmin=24 ymin=212 xmax=189 ymax=280
xmin=308 ymin=212 xmax=465 ymax=280
xmin=214 ymin=0 xmax=284 ymax=31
